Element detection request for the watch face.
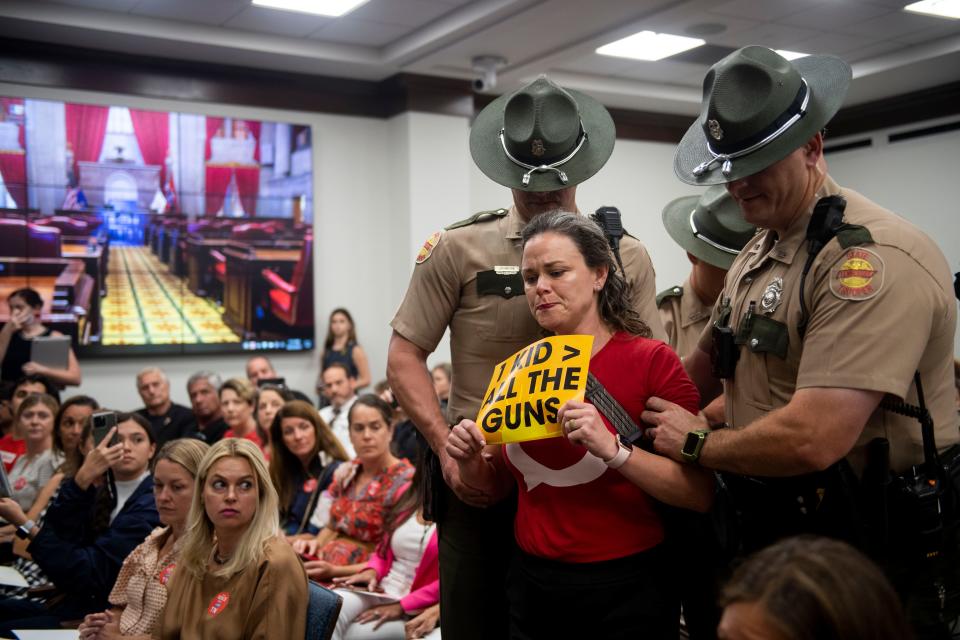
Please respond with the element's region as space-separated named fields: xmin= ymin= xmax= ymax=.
xmin=682 ymin=431 xmax=702 ymax=455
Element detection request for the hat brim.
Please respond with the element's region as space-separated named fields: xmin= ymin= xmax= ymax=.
xmin=470 ymin=88 xmax=616 ymax=192
xmin=674 ymin=54 xmax=852 ymax=186
xmin=662 ymin=194 xmax=740 ymax=270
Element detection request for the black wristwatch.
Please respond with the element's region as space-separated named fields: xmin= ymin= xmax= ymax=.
xmin=15 ymin=519 xmax=36 ymax=540
xmin=680 ymin=430 xmax=710 ymax=463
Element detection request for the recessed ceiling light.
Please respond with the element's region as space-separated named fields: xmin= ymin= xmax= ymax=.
xmin=596 ymin=31 xmax=705 ymax=61
xmin=776 ymin=50 xmax=809 ymax=60
xmin=904 ymin=0 xmax=960 ymax=19
xmin=251 ymin=0 xmax=370 ymax=17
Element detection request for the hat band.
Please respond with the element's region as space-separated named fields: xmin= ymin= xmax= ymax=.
xmin=499 ymin=123 xmax=588 ymax=187
xmin=692 ymin=79 xmax=810 ymax=178
xmin=688 ymin=209 xmax=741 ymax=255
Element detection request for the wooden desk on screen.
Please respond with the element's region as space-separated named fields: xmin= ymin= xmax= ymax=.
xmin=222 ymin=244 xmax=301 ymax=339
xmin=0 ymin=259 xmax=94 ymax=343
xmin=62 ymin=243 xmax=104 ymax=338
xmin=185 ymin=237 xmax=230 ymax=296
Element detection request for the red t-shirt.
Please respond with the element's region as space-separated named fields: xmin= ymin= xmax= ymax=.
xmin=223 ymin=428 xmax=264 ymax=451
xmin=503 ymin=332 xmax=700 ymax=563
xmin=0 ymin=435 xmax=26 ymax=473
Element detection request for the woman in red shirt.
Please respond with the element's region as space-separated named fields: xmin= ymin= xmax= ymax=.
xmin=447 ymin=211 xmax=714 ymax=639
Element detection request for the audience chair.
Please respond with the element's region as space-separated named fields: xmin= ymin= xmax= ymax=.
xmin=306 ymin=580 xmax=342 ymax=640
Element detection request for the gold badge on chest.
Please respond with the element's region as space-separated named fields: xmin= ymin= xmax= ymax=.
xmin=760 ymin=276 xmax=784 ymax=314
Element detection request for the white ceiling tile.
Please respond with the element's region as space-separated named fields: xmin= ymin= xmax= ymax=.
xmin=711 ymin=0 xmax=820 ymax=22
xmin=841 ymin=40 xmax=914 ymax=63
xmin=130 ymin=0 xmax=247 ymax=25
xmin=346 ymin=0 xmax=455 ymax=27
xmin=728 ymin=22 xmax=824 ymax=49
xmin=50 ymin=0 xmax=141 ymax=10
xmin=895 ymin=22 xmax=960 ymax=44
xmin=613 ymin=59 xmax=710 ymax=85
xmin=224 ymin=6 xmax=333 ymax=37
xmin=555 ymin=54 xmax=639 ymax=77
xmin=792 ymin=32 xmax=883 ymax=57
xmin=310 ymin=18 xmax=413 ymax=47
xmin=840 ymin=9 xmax=950 ymax=40
xmin=781 ymin=1 xmax=892 ymax=29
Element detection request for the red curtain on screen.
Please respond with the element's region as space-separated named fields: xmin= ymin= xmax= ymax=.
xmin=65 ymin=103 xmax=109 ymax=185
xmin=129 ymin=108 xmax=169 ymax=186
xmin=205 ymin=116 xmax=260 ymax=216
xmin=0 ymin=97 xmax=27 ymax=208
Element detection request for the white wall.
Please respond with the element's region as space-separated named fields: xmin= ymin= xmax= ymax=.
xmin=2 ymin=77 xmax=957 ymax=410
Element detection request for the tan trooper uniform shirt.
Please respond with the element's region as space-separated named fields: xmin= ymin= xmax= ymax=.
xmin=658 ymin=275 xmax=713 ymax=360
xmin=157 ymin=537 xmax=308 ymax=640
xmin=703 ymin=175 xmax=959 ymax=473
xmin=392 ymin=206 xmax=665 ymax=423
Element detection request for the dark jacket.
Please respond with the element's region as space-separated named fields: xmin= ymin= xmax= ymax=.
xmin=28 ymin=475 xmax=161 ymax=614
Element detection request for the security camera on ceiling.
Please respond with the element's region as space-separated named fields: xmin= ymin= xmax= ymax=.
xmin=471 ymin=55 xmax=508 ymax=92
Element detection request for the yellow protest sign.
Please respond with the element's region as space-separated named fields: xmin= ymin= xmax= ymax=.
xmin=476 ymin=335 xmax=593 ymax=445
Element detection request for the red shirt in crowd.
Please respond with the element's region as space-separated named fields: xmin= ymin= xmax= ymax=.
xmin=0 ymin=435 xmax=26 ymax=472
xmin=502 ymin=332 xmax=700 ymax=563
xmin=223 ymin=428 xmax=265 ymax=452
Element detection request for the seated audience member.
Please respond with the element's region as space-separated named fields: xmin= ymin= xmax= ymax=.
xmin=187 ymin=371 xmax=228 ymax=444
xmin=7 ymin=394 xmax=60 ymax=512
xmin=220 ymin=378 xmax=263 ymax=450
xmin=0 ymin=412 xmax=160 ymax=631
xmin=135 ymin=367 xmax=195 ymax=448
xmin=332 ymin=452 xmax=437 ymax=640
xmin=430 ymin=363 xmax=451 ymax=411
xmin=269 ymin=400 xmax=348 ymax=538
xmin=158 ymin=438 xmax=308 ymax=639
xmin=374 ymin=380 xmax=418 ymax=464
xmin=78 ymin=438 xmax=210 ymax=640
xmin=294 ymin=395 xmax=414 ymax=580
xmin=318 ymin=308 xmax=372 ymax=393
xmin=718 ymin=536 xmax=913 ymax=640
xmin=246 ymin=355 xmax=313 ymax=404
xmin=0 ymin=375 xmax=61 ymax=471
xmin=447 ymin=212 xmax=711 ymax=639
xmin=319 ymin=363 xmax=359 ymax=459
xmin=0 ymin=382 xmax=14 ymax=438
xmin=255 ymin=384 xmax=294 ymax=456
xmin=0 ymin=287 xmax=82 ymax=387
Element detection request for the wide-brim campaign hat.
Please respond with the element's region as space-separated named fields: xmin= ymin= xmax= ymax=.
xmin=470 ymin=75 xmax=616 ymax=192
xmin=675 ymin=46 xmax=851 ymax=186
xmin=662 ymin=185 xmax=757 ymax=270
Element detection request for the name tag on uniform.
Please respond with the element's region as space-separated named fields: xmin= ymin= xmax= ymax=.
xmin=477 ymin=269 xmax=523 ymax=299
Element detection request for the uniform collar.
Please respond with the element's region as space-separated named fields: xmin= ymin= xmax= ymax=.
xmin=680 ymin=275 xmax=713 ymax=328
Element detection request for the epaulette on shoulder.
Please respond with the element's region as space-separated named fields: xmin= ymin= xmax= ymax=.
xmin=656 ymin=286 xmax=683 ymax=307
xmin=835 ymin=223 xmax=873 ymax=249
xmin=445 ymin=208 xmax=509 ymax=231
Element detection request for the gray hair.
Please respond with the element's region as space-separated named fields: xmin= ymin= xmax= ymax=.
xmin=136 ymin=366 xmax=168 ymax=386
xmin=187 ymin=370 xmax=222 ymax=391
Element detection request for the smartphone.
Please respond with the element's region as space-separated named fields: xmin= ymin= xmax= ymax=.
xmin=91 ymin=411 xmax=119 ymax=446
xmin=0 ymin=462 xmax=12 ymax=499
xmin=257 ymin=377 xmax=287 ymax=389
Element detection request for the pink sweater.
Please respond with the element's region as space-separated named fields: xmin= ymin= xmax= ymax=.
xmin=365 ymin=529 xmax=439 ymax=613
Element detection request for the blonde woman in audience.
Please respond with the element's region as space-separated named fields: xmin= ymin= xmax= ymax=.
xmin=293 ymin=395 xmax=413 ymax=581
xmin=220 ymin=378 xmax=263 ymax=451
xmin=269 ymin=400 xmax=348 ymax=539
xmin=7 ymin=393 xmax=60 ymax=512
xmin=254 ymin=384 xmax=293 ymax=457
xmin=78 ymin=438 xmax=209 ymax=639
xmin=158 ymin=438 xmax=308 ymax=639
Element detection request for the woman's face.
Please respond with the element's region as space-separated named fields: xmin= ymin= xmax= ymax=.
xmin=521 ymin=231 xmax=605 ymax=335
xmin=20 ymin=402 xmax=54 ymax=445
xmin=280 ymin=416 xmax=316 ymax=463
xmin=203 ymin=456 xmax=258 ymax=534
xmin=330 ymin=312 xmax=351 ymax=338
xmin=257 ymin=390 xmax=285 ymax=433
xmin=348 ymin=404 xmax=392 ymax=463
xmin=113 ymin=420 xmax=155 ymax=481
xmin=431 ymin=368 xmax=451 ymax=401
xmin=59 ymin=404 xmax=93 ymax=454
xmin=153 ymin=459 xmax=196 ymax=530
xmin=221 ymin=389 xmax=253 ymax=429
xmin=8 ymin=295 xmax=41 ymax=326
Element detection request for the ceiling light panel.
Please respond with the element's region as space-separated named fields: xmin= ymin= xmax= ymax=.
xmin=596 ymin=31 xmax=705 ymax=61
xmin=251 ymin=0 xmax=370 ymax=18
xmin=903 ymin=0 xmax=960 ymax=19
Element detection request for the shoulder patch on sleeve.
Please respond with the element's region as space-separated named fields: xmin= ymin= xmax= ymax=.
xmin=415 ymin=230 xmax=444 ymax=264
xmin=829 ymin=247 xmax=884 ymax=300
xmin=656 ymin=286 xmax=683 ymax=306
xmin=445 ymin=208 xmax=508 ymax=231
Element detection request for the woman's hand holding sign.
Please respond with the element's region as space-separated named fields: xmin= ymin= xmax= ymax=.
xmin=446 ymin=420 xmax=511 ymax=505
xmin=558 ymin=400 xmax=618 ymax=461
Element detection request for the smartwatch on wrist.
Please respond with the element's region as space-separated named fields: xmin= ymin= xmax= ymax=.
xmin=680 ymin=429 xmax=710 ymax=463
xmin=15 ymin=519 xmax=36 ymax=540
xmin=603 ymin=436 xmax=633 ymax=469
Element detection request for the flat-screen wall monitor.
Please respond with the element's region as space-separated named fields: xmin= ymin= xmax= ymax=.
xmin=0 ymin=95 xmax=315 ymax=356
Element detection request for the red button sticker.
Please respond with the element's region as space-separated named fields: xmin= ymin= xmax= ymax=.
xmin=302 ymin=478 xmax=317 ymax=493
xmin=207 ymin=591 xmax=230 ymax=616
xmin=13 ymin=477 xmax=27 ymax=491
xmin=158 ymin=563 xmax=176 ymax=585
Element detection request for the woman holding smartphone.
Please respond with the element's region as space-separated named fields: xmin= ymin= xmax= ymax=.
xmin=0 ymin=288 xmax=81 ymax=386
